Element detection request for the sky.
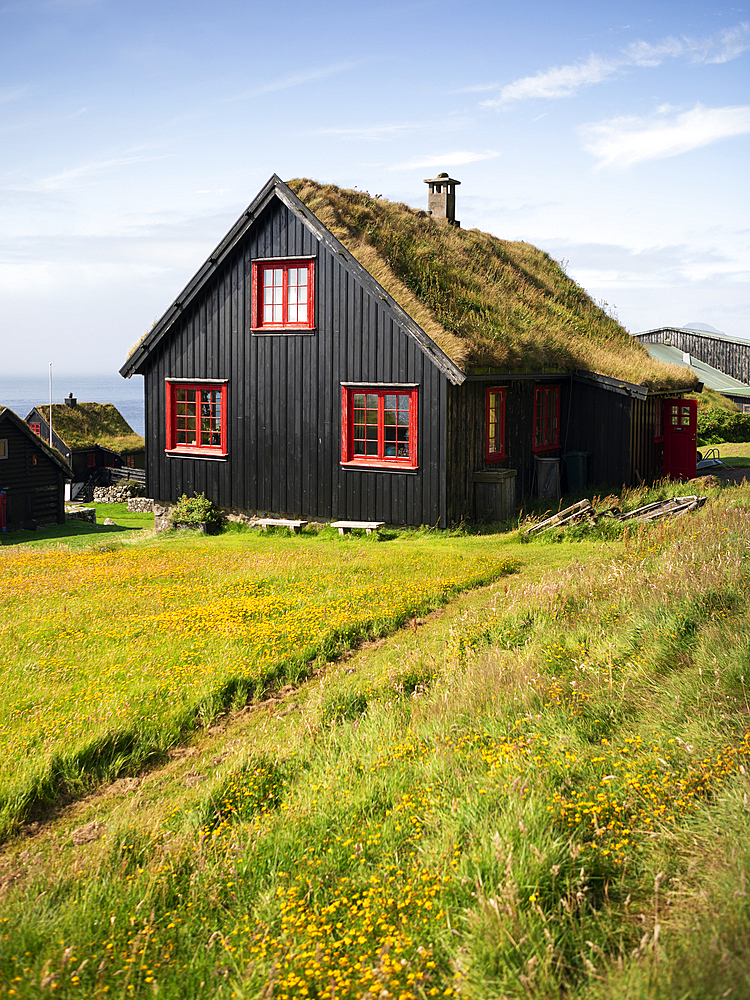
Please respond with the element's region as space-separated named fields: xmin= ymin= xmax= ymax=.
xmin=0 ymin=0 xmax=748 ymax=377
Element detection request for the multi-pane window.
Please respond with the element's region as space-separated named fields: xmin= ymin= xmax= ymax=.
xmin=165 ymin=381 xmax=228 ymax=456
xmin=251 ymin=260 xmax=315 ymax=331
xmin=533 ymin=385 xmax=560 ymax=453
xmin=30 ymin=422 xmax=41 ymax=436
xmin=485 ymin=387 xmax=506 ymax=462
xmin=341 ymin=386 xmax=418 ymax=469
xmin=669 ymin=402 xmax=692 ymax=428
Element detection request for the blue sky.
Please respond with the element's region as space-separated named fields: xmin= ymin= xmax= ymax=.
xmin=1 ymin=0 xmax=748 ymax=376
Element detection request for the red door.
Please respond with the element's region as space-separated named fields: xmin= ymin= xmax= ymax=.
xmin=663 ymin=398 xmax=697 ymax=480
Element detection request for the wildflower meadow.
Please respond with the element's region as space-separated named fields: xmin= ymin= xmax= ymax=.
xmin=2 ymin=486 xmax=750 ymax=999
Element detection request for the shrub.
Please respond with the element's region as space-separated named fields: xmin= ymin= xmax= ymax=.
xmin=168 ymin=492 xmax=224 ymax=529
xmin=697 ymin=407 xmax=750 ymax=445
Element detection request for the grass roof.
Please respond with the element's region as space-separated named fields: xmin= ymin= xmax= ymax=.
xmin=35 ymin=402 xmax=144 ymax=453
xmin=288 ymin=179 xmax=697 ymax=391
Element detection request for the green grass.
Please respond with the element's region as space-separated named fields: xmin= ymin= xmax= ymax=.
xmin=702 ymin=440 xmax=750 ymax=465
xmin=1 ymin=489 xmax=750 ymax=999
xmin=0 ymin=502 xmax=153 ymax=548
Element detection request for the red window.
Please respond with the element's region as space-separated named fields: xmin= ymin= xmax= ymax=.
xmin=30 ymin=422 xmax=41 ymax=436
xmin=87 ymin=451 xmax=96 ymax=468
xmin=533 ymin=385 xmax=560 ymax=453
xmin=165 ymin=381 xmax=228 ymax=457
xmin=341 ymin=386 xmax=418 ymax=470
xmin=251 ymin=259 xmax=315 ymax=331
xmin=654 ymin=399 xmax=663 ymax=442
xmin=485 ymin=387 xmax=506 ymax=462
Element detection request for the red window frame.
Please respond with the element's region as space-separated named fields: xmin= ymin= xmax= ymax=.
xmin=485 ymin=387 xmax=506 ymax=462
xmin=654 ymin=399 xmax=664 ymax=443
xmin=87 ymin=451 xmax=96 ymax=468
xmin=30 ymin=422 xmax=41 ymax=436
xmin=165 ymin=380 xmax=228 ymax=457
xmin=341 ymin=386 xmax=418 ymax=470
xmin=251 ymin=259 xmax=315 ymax=332
xmin=533 ymin=385 xmax=560 ymax=453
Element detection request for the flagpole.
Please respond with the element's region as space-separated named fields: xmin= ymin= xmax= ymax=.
xmin=48 ymin=363 xmax=53 ymax=447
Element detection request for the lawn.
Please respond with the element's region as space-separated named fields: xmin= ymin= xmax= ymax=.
xmin=1 ymin=484 xmax=750 ymax=999
xmin=703 ymin=440 xmax=750 ymax=465
xmin=0 ymin=502 xmax=153 ymax=549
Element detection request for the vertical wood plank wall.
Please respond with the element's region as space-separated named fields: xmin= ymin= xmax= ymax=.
xmin=144 ymin=200 xmax=449 ymax=526
xmin=628 ymin=396 xmax=663 ymax=485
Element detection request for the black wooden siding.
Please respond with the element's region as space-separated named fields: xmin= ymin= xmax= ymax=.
xmin=144 ymin=198 xmax=450 ymax=526
xmin=637 ymin=329 xmax=750 ymax=384
xmin=0 ymin=421 xmax=65 ymax=527
xmin=629 ymin=395 xmax=664 ymax=485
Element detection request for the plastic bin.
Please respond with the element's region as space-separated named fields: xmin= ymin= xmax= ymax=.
xmin=563 ymin=451 xmax=589 ymax=492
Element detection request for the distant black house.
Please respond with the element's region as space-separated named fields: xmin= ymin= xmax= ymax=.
xmin=25 ymin=397 xmax=145 ymax=491
xmin=120 ymin=175 xmax=698 ymax=526
xmin=0 ymin=407 xmax=72 ymax=530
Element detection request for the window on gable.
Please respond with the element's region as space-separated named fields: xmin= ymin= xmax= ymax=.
xmin=485 ymin=387 xmax=506 ymax=462
xmin=30 ymin=422 xmax=41 ymax=436
xmin=533 ymin=385 xmax=560 ymax=453
xmin=165 ymin=380 xmax=228 ymax=457
xmin=251 ymin=259 xmax=315 ymax=332
xmin=341 ymin=386 xmax=418 ymax=470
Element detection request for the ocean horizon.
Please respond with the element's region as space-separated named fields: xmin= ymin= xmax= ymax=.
xmin=0 ymin=373 xmax=145 ymax=437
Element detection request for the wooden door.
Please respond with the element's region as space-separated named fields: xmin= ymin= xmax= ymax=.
xmin=663 ymin=398 xmax=697 ymax=480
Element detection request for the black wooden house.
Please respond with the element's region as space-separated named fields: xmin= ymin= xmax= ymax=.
xmin=121 ymin=175 xmax=698 ymax=526
xmin=0 ymin=407 xmax=72 ymax=530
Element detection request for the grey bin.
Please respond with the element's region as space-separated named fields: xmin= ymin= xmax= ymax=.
xmin=563 ymin=451 xmax=589 ymax=493
xmin=473 ymin=469 xmax=517 ymax=522
xmin=534 ymin=456 xmax=561 ymax=499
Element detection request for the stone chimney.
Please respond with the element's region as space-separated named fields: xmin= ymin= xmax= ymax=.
xmin=424 ymin=172 xmax=460 ymax=226
xmin=64 ymin=392 xmax=77 ymax=408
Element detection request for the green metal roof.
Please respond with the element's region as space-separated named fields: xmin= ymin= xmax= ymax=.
xmin=645 ymin=342 xmax=750 ymax=397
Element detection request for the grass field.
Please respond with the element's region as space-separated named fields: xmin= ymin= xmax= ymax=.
xmin=1 ymin=484 xmax=750 ymax=999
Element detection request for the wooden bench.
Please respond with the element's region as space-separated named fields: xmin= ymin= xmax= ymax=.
xmin=330 ymin=520 xmax=385 ymax=536
xmin=254 ymin=518 xmax=308 ymax=534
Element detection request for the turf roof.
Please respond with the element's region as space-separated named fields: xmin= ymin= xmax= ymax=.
xmin=288 ymin=179 xmax=697 ymax=391
xmin=34 ymin=402 xmax=144 ymax=453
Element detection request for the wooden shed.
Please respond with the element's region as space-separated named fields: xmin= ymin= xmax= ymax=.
xmin=121 ymin=175 xmax=698 ymax=526
xmin=0 ymin=407 xmax=73 ymax=530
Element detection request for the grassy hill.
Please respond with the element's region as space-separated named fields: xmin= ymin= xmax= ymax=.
xmin=36 ymin=401 xmax=144 ymax=453
xmin=1 ymin=490 xmax=749 ymax=998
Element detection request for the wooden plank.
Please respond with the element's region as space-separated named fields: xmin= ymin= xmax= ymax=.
xmin=330 ymin=520 xmax=385 ymax=535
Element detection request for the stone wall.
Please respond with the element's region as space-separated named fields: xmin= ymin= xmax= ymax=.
xmin=126 ymin=497 xmax=155 ymax=513
xmin=94 ymin=483 xmax=144 ymax=504
xmin=66 ymin=506 xmax=96 ymax=524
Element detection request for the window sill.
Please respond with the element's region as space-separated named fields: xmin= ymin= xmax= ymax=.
xmin=485 ymin=454 xmax=507 ymax=463
xmin=250 ymin=328 xmax=316 ymax=336
xmin=166 ymin=449 xmax=228 ymax=461
xmin=532 ymin=445 xmax=561 ymax=455
xmin=341 ymin=461 xmax=418 ymax=475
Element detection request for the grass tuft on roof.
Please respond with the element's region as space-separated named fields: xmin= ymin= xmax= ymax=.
xmin=289 ymin=179 xmax=696 ymax=391
xmin=36 ymin=402 xmax=144 ymax=453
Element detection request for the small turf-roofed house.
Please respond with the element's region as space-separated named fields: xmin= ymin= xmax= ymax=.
xmin=0 ymin=407 xmax=73 ymax=530
xmin=25 ymin=396 xmax=145 ymax=493
xmin=120 ymin=175 xmax=699 ymax=526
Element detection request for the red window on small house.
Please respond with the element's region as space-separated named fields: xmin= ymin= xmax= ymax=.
xmin=251 ymin=260 xmax=315 ymax=332
xmin=533 ymin=385 xmax=560 ymax=453
xmin=105 ymin=454 xmax=115 ymax=468
xmin=654 ymin=399 xmax=664 ymax=442
xmin=30 ymin=422 xmax=41 ymax=436
xmin=165 ymin=381 xmax=228 ymax=457
xmin=341 ymin=386 xmax=418 ymax=470
xmin=485 ymin=387 xmax=506 ymax=462
xmin=87 ymin=451 xmax=96 ymax=468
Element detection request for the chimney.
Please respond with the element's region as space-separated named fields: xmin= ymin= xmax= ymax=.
xmin=424 ymin=172 xmax=460 ymax=226
xmin=64 ymin=392 xmax=77 ymax=408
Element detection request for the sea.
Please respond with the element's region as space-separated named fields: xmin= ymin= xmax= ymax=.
xmin=0 ymin=373 xmax=145 ymax=437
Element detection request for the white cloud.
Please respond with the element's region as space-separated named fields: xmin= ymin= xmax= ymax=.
xmin=312 ymin=122 xmax=421 ymax=140
xmin=482 ymin=22 xmax=750 ymax=107
xmin=581 ymin=104 xmax=750 ymax=168
xmin=15 ymin=154 xmax=173 ymax=192
xmin=390 ymin=150 xmax=499 ymax=171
